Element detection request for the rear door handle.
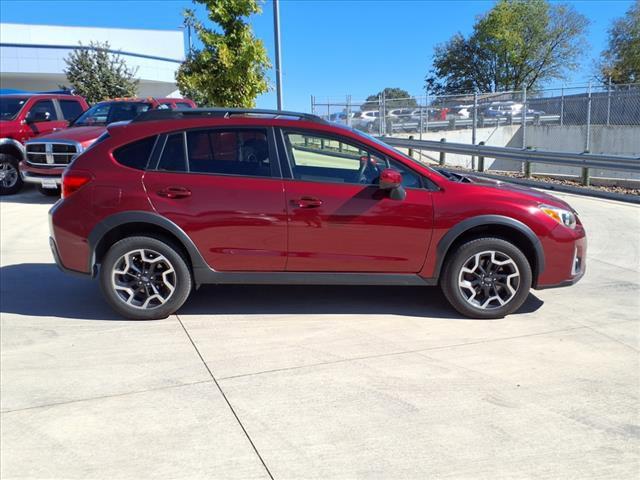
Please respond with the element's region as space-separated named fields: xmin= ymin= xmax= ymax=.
xmin=157 ymin=186 xmax=192 ymax=199
xmin=293 ymin=196 xmax=323 ymax=208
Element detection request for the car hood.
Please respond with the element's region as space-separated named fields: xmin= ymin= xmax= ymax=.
xmin=462 ymin=174 xmax=573 ymax=210
xmin=31 ymin=126 xmax=106 ymax=146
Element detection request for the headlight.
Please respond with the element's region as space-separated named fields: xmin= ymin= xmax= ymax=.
xmin=539 ymin=204 xmax=577 ymax=229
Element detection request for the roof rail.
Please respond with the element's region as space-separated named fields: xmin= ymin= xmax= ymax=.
xmin=132 ymin=107 xmax=326 ymax=124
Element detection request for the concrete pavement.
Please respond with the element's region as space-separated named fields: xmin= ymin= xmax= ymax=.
xmin=1 ymin=187 xmax=638 ymax=479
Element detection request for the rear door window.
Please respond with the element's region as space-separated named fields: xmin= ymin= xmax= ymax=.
xmin=186 ymin=129 xmax=272 ymax=177
xmin=59 ymin=100 xmax=85 ymax=121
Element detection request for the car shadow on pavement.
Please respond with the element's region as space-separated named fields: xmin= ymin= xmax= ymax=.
xmin=0 ymin=187 xmax=59 ymax=205
xmin=0 ymin=263 xmax=544 ymax=321
xmin=180 ymin=283 xmax=544 ymax=320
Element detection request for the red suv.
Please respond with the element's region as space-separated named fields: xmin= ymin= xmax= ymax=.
xmin=0 ymin=93 xmax=89 ymax=195
xmin=21 ymin=97 xmax=196 ymax=195
xmin=49 ymin=108 xmax=586 ymax=320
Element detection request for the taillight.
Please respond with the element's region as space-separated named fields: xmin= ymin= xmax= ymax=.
xmin=62 ymin=170 xmax=93 ymax=198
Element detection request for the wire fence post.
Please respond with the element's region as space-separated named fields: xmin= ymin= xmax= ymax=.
xmin=583 ymin=81 xmax=592 ymax=186
xmin=585 ymin=81 xmax=592 ymax=152
xmin=522 ymin=87 xmax=527 ymax=148
xmin=419 ymin=96 xmax=424 ymax=141
xmin=310 ymin=95 xmax=315 ymax=115
xmin=606 ymin=76 xmax=612 ymax=126
xmin=379 ymin=93 xmax=385 ymax=136
xmin=472 ymin=92 xmax=478 ymax=170
xmin=560 ymin=86 xmax=564 ymax=127
xmin=346 ymin=94 xmax=352 ymax=128
xmin=425 ymin=90 xmax=430 ymax=133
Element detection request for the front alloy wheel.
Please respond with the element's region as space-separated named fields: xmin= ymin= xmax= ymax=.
xmin=441 ymin=237 xmax=532 ymax=319
xmin=458 ymin=250 xmax=520 ymax=310
xmin=0 ymin=155 xmax=23 ymax=195
xmin=100 ymin=236 xmax=192 ymax=320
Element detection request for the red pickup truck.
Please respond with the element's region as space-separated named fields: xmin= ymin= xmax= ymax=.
xmin=20 ymin=97 xmax=196 ymax=195
xmin=0 ymin=93 xmax=89 ymax=195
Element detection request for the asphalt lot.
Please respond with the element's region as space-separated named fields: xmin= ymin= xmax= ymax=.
xmin=1 ymin=186 xmax=638 ymax=479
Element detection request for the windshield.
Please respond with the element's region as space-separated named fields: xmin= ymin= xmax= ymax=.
xmin=72 ymin=101 xmax=151 ymax=127
xmin=0 ymin=97 xmax=28 ymax=120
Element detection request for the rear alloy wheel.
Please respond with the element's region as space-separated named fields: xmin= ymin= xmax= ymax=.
xmin=0 ymin=154 xmax=23 ymax=195
xmin=441 ymin=237 xmax=532 ymax=319
xmin=100 ymin=236 xmax=192 ymax=320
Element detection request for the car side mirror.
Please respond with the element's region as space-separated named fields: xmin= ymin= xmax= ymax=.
xmin=26 ymin=111 xmax=50 ymax=123
xmin=379 ymin=168 xmax=406 ymax=201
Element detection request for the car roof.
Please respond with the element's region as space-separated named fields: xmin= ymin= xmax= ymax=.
xmin=0 ymin=93 xmax=81 ymax=99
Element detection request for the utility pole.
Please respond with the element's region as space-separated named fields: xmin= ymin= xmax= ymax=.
xmin=273 ymin=0 xmax=283 ymax=110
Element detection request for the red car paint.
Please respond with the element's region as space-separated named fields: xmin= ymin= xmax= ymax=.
xmin=49 ymin=113 xmax=586 ymax=299
xmin=20 ymin=97 xmax=196 ymax=191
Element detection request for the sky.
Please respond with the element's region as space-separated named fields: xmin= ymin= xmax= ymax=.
xmin=0 ymin=0 xmax=634 ymax=112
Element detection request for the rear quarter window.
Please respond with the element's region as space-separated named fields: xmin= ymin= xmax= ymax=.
xmin=113 ymin=136 xmax=157 ymax=170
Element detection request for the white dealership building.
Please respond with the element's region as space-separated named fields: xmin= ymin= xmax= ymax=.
xmin=0 ymin=23 xmax=185 ymax=97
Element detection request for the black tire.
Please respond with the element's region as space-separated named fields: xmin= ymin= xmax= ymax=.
xmin=0 ymin=154 xmax=24 ymax=196
xmin=440 ymin=237 xmax=532 ymax=319
xmin=37 ymin=185 xmax=61 ymax=197
xmin=99 ymin=236 xmax=192 ymax=320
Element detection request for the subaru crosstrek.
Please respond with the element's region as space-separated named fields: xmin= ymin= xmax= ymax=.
xmin=49 ymin=108 xmax=586 ymax=320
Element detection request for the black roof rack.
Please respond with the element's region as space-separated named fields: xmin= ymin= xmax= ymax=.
xmin=132 ymin=107 xmax=326 ymax=124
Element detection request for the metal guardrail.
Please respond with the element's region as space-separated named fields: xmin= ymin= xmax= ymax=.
xmin=380 ymin=136 xmax=640 ymax=173
xmin=388 ymin=114 xmax=561 ymax=133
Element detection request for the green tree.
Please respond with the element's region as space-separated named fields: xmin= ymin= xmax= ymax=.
xmin=63 ymin=41 xmax=138 ymax=103
xmin=425 ymin=0 xmax=589 ymax=94
xmin=176 ymin=0 xmax=270 ymax=107
xmin=598 ymin=0 xmax=640 ymax=84
xmin=361 ymin=87 xmax=417 ymax=111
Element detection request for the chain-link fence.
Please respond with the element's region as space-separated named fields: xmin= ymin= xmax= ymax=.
xmin=311 ymin=83 xmax=640 ymax=154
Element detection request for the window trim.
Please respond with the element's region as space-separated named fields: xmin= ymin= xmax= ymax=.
xmin=149 ymin=126 xmax=281 ymax=179
xmin=277 ymin=127 xmax=428 ymax=190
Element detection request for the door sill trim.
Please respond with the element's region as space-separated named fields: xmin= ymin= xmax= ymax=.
xmin=193 ymin=269 xmax=436 ymax=286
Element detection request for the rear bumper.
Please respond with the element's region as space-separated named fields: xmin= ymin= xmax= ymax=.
xmin=49 ymin=236 xmax=91 ymax=278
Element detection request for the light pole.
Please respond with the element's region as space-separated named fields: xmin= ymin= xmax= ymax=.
xmin=273 ymin=0 xmax=283 ymax=110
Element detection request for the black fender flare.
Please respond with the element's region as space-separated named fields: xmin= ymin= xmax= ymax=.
xmin=87 ymin=211 xmax=211 ymax=276
xmin=433 ymin=214 xmax=545 ymax=280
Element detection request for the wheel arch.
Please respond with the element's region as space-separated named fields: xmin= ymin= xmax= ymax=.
xmin=88 ymin=211 xmax=210 ymax=278
xmin=434 ymin=215 xmax=545 ymax=287
xmin=0 ymin=138 xmax=26 ymax=162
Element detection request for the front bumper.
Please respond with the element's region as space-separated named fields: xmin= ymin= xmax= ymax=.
xmin=535 ymin=224 xmax=587 ymax=289
xmin=20 ymin=162 xmax=63 ymax=186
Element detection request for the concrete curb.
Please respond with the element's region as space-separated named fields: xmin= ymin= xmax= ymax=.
xmin=466 ymin=171 xmax=640 ymax=205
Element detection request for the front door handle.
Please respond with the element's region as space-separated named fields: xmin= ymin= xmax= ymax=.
xmin=293 ymin=196 xmax=323 ymax=208
xmin=157 ymin=186 xmax=192 ymax=199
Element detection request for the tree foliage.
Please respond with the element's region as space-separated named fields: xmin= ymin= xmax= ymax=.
xmin=362 ymin=87 xmax=417 ymax=111
xmin=176 ymin=0 xmax=270 ymax=107
xmin=425 ymin=0 xmax=589 ymax=94
xmin=598 ymin=0 xmax=640 ymax=84
xmin=63 ymin=41 xmax=138 ymax=103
